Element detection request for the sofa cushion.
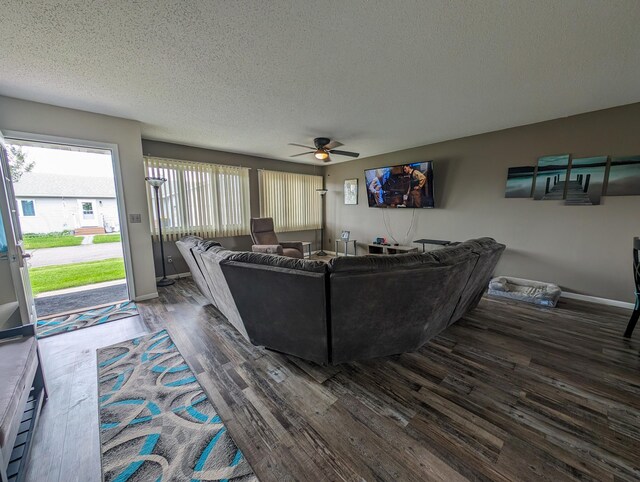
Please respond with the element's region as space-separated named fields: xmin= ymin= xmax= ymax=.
xmin=0 ymin=336 xmax=38 ymax=448
xmin=199 ymin=247 xmax=250 ymax=340
xmin=466 ymin=237 xmax=502 ymax=252
xmin=197 ymin=239 xmax=222 ymax=251
xmin=203 ymin=246 xmax=239 ymax=268
xmin=226 ymin=251 xmax=327 ymax=273
xmin=433 ymin=237 xmax=501 ymax=258
xmin=176 ymin=236 xmax=217 ymax=306
xmin=446 ymin=238 xmax=506 ymax=324
xmin=175 ymin=236 xmax=221 ymax=253
xmin=221 ymin=260 xmax=329 ymax=364
xmin=328 ymin=252 xmax=437 ymax=273
xmin=429 ymin=242 xmax=477 ymax=264
xmin=179 ymin=235 xmax=202 ymax=247
xmin=329 ymin=255 xmax=476 ymax=363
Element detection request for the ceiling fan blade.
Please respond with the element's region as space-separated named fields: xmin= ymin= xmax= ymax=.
xmin=323 ymin=155 xmax=332 ymax=163
xmin=288 ymin=143 xmax=315 ymax=150
xmin=289 ymin=151 xmax=314 ymax=157
xmin=328 ymin=149 xmax=360 ymax=158
xmin=325 ymin=140 xmax=343 ymax=150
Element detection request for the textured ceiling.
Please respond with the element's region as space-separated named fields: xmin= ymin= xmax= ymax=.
xmin=1 ymin=1 xmax=640 ymax=165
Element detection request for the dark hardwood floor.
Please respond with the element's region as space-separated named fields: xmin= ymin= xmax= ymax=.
xmin=26 ymin=278 xmax=640 ymax=481
xmin=24 ymin=313 xmax=149 ymax=482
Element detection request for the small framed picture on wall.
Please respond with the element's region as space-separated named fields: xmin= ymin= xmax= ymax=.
xmin=344 ymin=178 xmax=358 ymax=205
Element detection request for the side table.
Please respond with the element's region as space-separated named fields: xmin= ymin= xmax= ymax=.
xmin=413 ymin=238 xmax=451 ymax=252
xmin=335 ymin=239 xmax=357 ymax=257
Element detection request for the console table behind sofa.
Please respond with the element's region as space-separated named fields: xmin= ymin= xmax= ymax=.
xmin=367 ymin=243 xmax=418 ymax=255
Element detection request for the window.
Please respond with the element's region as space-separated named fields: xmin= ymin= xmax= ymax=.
xmin=258 ymin=170 xmax=322 ymax=232
xmin=81 ymin=201 xmax=94 ymax=219
xmin=21 ymin=200 xmax=35 ymax=217
xmin=144 ymin=156 xmax=250 ymax=240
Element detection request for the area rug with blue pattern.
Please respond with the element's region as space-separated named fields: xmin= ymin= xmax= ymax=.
xmin=97 ymin=329 xmax=257 ymax=482
xmin=36 ymin=300 xmax=138 ymax=339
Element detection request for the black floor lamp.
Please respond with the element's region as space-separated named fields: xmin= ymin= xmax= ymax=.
xmin=316 ymin=188 xmax=328 ymax=256
xmin=146 ymin=176 xmax=175 ymax=287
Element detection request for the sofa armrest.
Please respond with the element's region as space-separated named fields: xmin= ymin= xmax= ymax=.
xmin=252 ymin=244 xmax=284 ymax=255
xmin=280 ymin=241 xmax=304 ymax=253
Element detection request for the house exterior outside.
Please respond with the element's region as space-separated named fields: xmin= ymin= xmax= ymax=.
xmin=13 ymin=173 xmax=120 ymax=234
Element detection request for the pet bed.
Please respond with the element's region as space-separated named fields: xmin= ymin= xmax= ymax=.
xmin=488 ymin=276 xmax=561 ymax=307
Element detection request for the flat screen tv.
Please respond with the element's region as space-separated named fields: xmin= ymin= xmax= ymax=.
xmin=364 ymin=161 xmax=434 ymax=208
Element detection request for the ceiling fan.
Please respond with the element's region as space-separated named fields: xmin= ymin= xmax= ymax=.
xmin=288 ymin=137 xmax=360 ymax=163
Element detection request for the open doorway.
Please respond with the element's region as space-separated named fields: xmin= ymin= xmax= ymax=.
xmin=5 ymin=138 xmax=132 ymax=326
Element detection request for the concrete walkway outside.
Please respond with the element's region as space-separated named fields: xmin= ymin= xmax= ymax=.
xmin=35 ymin=282 xmax=128 ymax=318
xmin=28 ymin=242 xmax=123 ymax=267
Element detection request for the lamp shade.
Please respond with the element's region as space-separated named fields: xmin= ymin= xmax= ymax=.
xmin=314 ymin=149 xmax=329 ymax=161
xmin=145 ymin=176 xmax=167 ymax=188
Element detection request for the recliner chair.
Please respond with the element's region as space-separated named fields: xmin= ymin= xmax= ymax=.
xmin=250 ymin=217 xmax=304 ymax=259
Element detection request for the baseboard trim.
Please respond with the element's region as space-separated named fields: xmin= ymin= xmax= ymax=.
xmin=561 ymin=291 xmax=634 ymax=310
xmin=135 ymin=273 xmax=192 ymax=301
xmin=134 ymin=292 xmax=159 ymax=301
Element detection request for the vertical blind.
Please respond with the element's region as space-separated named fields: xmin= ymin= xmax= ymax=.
xmin=144 ymin=156 xmax=250 ymax=240
xmin=258 ymin=170 xmax=323 ymax=232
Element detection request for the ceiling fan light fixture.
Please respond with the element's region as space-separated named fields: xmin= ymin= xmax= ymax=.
xmin=314 ymin=149 xmax=329 ymax=160
xmin=289 ymin=138 xmax=358 ymax=161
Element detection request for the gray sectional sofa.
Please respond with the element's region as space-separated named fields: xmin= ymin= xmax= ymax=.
xmin=176 ymin=236 xmax=505 ymax=364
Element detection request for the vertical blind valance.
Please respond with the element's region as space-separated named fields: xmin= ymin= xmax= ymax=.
xmin=258 ymin=170 xmax=322 ymax=232
xmin=144 ymin=156 xmax=250 ymax=241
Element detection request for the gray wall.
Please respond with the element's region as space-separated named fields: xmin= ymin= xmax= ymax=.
xmin=324 ymin=103 xmax=640 ymax=303
xmin=141 ymin=140 xmax=325 ymax=275
xmin=0 ymin=96 xmax=158 ymax=300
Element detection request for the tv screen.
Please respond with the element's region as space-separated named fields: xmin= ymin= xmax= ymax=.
xmin=364 ymin=161 xmax=434 ymax=208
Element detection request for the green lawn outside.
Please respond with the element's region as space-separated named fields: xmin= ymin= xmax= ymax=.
xmin=30 ymin=257 xmax=126 ymax=295
xmin=93 ymin=233 xmax=121 ymax=244
xmin=24 ymin=234 xmax=83 ymax=249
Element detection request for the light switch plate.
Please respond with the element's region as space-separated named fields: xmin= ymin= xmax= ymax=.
xmin=129 ymin=213 xmax=142 ymax=223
